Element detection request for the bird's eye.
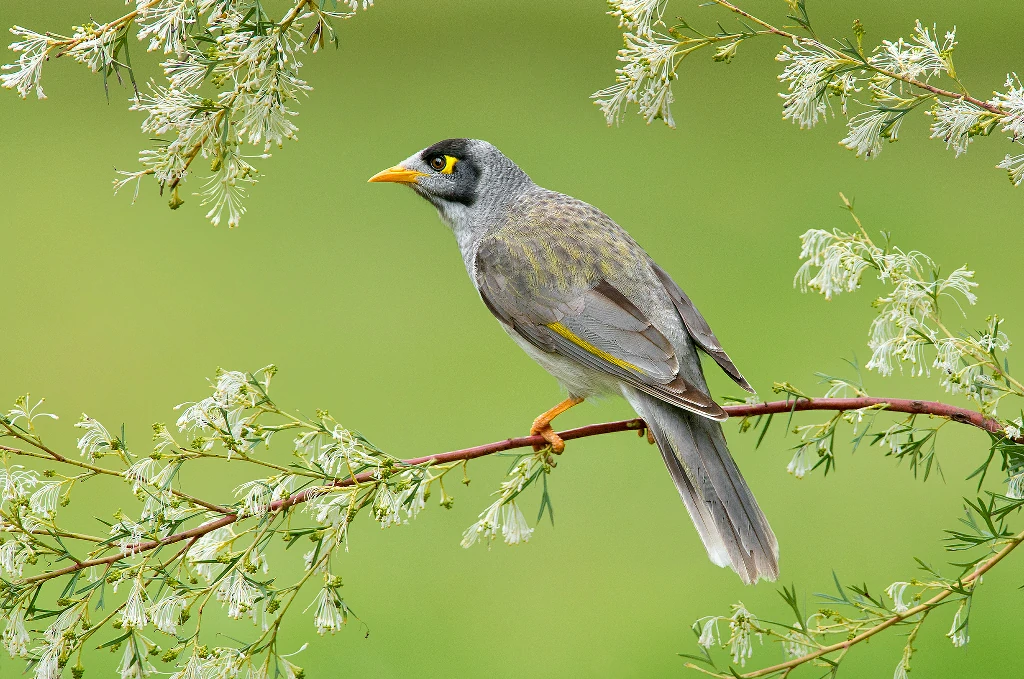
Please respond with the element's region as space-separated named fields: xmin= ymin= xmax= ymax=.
xmin=430 ymin=156 xmax=447 ymax=171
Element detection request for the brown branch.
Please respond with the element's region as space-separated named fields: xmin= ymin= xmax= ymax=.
xmin=11 ymin=395 xmax=1012 ymax=586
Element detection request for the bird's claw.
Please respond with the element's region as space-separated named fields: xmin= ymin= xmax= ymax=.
xmin=531 ymin=423 xmax=565 ymax=454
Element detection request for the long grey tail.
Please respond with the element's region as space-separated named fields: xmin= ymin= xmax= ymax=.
xmin=624 ymin=388 xmax=779 ymax=584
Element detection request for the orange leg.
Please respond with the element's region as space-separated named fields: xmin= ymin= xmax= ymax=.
xmin=530 ymin=397 xmax=584 ymax=453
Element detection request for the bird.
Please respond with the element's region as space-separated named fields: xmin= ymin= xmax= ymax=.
xmin=369 ymin=138 xmax=778 ymax=584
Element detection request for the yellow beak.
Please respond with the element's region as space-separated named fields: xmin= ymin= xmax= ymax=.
xmin=367 ymin=165 xmax=427 ymax=184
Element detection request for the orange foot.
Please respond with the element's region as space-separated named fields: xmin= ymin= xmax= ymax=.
xmin=530 ymin=397 xmax=584 ymax=453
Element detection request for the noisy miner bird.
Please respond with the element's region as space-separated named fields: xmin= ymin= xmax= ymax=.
xmin=369 ymin=139 xmax=778 ymax=584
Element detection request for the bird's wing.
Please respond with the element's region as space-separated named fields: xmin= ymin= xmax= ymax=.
xmin=649 ymin=262 xmax=754 ymax=393
xmin=475 ymin=236 xmax=726 ymax=421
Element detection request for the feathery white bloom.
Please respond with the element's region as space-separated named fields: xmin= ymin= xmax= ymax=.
xmin=137 ymin=0 xmax=196 ymax=54
xmin=695 ymin=617 xmax=720 ymax=649
xmin=169 ymin=653 xmax=207 ymax=679
xmin=776 ymin=44 xmax=843 ymax=129
xmin=2 ymin=604 xmax=30 ymax=658
xmin=893 ymin=658 xmax=910 ymax=679
xmin=123 ymin=578 xmax=150 ymax=629
xmin=126 ymin=457 xmax=160 ymax=493
xmin=117 ymin=636 xmax=156 ymax=679
xmin=461 ymin=500 xmax=502 ymax=548
xmin=606 ymin=0 xmax=667 ymax=36
xmin=75 ymin=414 xmax=116 ymax=460
xmin=150 ymin=595 xmax=186 ymax=635
xmin=189 ymin=526 xmax=236 ymax=581
xmin=0 ymin=27 xmax=51 ymax=99
xmin=840 ymin=109 xmax=900 ymax=159
xmin=991 ymin=73 xmax=1024 ymax=141
xmin=311 ymin=587 xmax=346 ymax=635
xmin=886 ymin=581 xmax=911 ymax=613
xmin=871 ymin=22 xmax=955 ymax=81
xmin=783 ymin=624 xmax=815 ymax=659
xmin=6 ymin=395 xmax=58 ymax=427
xmin=592 ymin=31 xmax=680 ymax=127
xmin=1007 ymin=471 xmax=1024 ymax=500
xmin=0 ymin=465 xmax=40 ymax=505
xmin=111 ymin=515 xmax=148 ymax=555
xmin=726 ymin=603 xmax=762 ymax=667
xmin=786 ymin=445 xmax=814 ymax=479
xmin=500 ymin=502 xmax=533 ymax=545
xmin=28 ymin=482 xmax=62 ymax=518
xmin=1004 ymin=417 xmax=1023 ymax=441
xmin=217 ymin=571 xmax=257 ymax=619
xmin=235 ymin=479 xmax=271 ymax=517
xmin=929 ymin=100 xmax=985 ymax=157
xmin=372 ymin=484 xmax=404 ymax=528
xmin=996 ymin=149 xmax=1024 ymax=186
xmin=0 ymin=539 xmax=32 ymax=576
xmin=947 ymin=602 xmax=969 ymax=647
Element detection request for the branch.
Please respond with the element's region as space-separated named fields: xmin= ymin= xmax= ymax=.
xmin=13 ymin=395 xmax=1011 ymax=586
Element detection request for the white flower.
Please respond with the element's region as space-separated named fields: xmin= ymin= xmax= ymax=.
xmin=217 ymin=571 xmax=257 ymax=619
xmin=1007 ymin=472 xmax=1024 ymax=500
xmin=0 ymin=465 xmax=40 ymax=505
xmin=893 ymin=658 xmax=910 ymax=679
xmin=372 ymin=484 xmax=404 ymax=528
xmin=946 ymin=602 xmax=970 ymax=647
xmin=311 ymin=587 xmax=346 ymax=635
xmin=776 ymin=44 xmax=843 ymax=129
xmin=169 ymin=653 xmax=207 ymax=679
xmin=29 ymin=482 xmax=62 ymax=519
xmin=840 ymin=109 xmax=901 ymax=159
xmin=117 ymin=636 xmax=155 ymax=679
xmin=996 ymin=148 xmax=1024 ymax=186
xmin=990 ymin=73 xmax=1024 ymax=141
xmin=726 ymin=603 xmax=762 ymax=667
xmin=75 ymin=414 xmax=116 ymax=460
xmin=2 ymin=604 xmax=30 ymax=658
xmin=5 ymin=395 xmax=58 ymax=427
xmin=137 ymin=0 xmax=196 ymax=54
xmin=150 ymin=595 xmax=186 ymax=635
xmin=592 ymin=31 xmax=680 ymax=127
xmin=786 ymin=445 xmax=814 ymax=479
xmin=695 ymin=617 xmax=720 ymax=649
xmin=500 ymin=502 xmax=533 ymax=545
xmin=606 ymin=0 xmax=667 ymax=36
xmin=189 ymin=526 xmax=236 ymax=582
xmin=871 ymin=22 xmax=955 ymax=81
xmin=929 ymin=100 xmax=985 ymax=157
xmin=1004 ymin=417 xmax=1023 ymax=441
xmin=126 ymin=457 xmax=160 ymax=493
xmin=461 ymin=500 xmax=502 ymax=548
xmin=886 ymin=581 xmax=911 ymax=613
xmin=123 ymin=579 xmax=150 ymax=629
xmin=0 ymin=27 xmax=51 ymax=99
xmin=235 ymin=479 xmax=271 ymax=517
xmin=0 ymin=539 xmax=32 ymax=576
xmin=783 ymin=624 xmax=815 ymax=659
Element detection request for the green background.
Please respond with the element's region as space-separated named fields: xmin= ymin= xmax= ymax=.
xmin=2 ymin=1 xmax=1023 ymax=676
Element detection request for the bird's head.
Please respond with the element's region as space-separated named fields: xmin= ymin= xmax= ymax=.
xmin=368 ymin=138 xmax=530 ymax=213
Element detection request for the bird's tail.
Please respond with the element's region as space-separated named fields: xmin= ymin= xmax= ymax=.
xmin=624 ymin=388 xmax=779 ymax=584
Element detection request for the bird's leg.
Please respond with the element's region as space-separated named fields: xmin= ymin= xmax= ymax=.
xmin=530 ymin=397 xmax=584 ymax=453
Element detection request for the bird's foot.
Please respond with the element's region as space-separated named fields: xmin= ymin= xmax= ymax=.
xmin=529 ymin=396 xmax=584 ymax=454
xmin=530 ymin=421 xmax=566 ymax=454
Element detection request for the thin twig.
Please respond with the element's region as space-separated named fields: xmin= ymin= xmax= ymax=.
xmin=10 ymin=395 xmax=1013 ymax=586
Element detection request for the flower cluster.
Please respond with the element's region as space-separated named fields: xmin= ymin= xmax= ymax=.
xmin=0 ymin=364 xmax=555 ymax=679
xmin=595 ymin=3 xmax=1024 ymax=186
xmin=3 ymin=1 xmax=375 ymax=227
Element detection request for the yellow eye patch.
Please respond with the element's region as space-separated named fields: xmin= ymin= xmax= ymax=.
xmin=440 ymin=155 xmax=458 ymax=174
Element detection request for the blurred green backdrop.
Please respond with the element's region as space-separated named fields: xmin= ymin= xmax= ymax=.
xmin=2 ymin=1 xmax=1023 ymax=677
